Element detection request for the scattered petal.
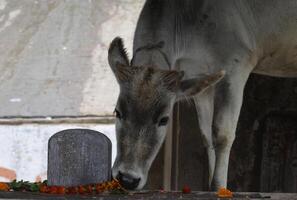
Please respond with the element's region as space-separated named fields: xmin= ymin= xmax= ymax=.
xmin=217 ymin=187 xmax=233 ymax=198
xmin=182 ymin=185 xmax=191 ymax=194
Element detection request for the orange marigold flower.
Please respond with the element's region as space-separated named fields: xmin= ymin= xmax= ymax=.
xmin=84 ymin=185 xmax=93 ymax=194
xmin=78 ymin=185 xmax=86 ymax=194
xmin=39 ymin=184 xmax=49 ymax=193
xmin=0 ymin=183 xmax=9 ymax=191
xmin=217 ymin=187 xmax=233 ymax=198
xmin=48 ymin=186 xmax=58 ymax=194
xmin=95 ymin=183 xmax=105 ymax=193
xmin=67 ymin=186 xmax=78 ymax=194
xmin=56 ymin=186 xmax=66 ymax=194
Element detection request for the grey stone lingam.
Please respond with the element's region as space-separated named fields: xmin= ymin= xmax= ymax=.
xmin=47 ymin=129 xmax=112 ymax=186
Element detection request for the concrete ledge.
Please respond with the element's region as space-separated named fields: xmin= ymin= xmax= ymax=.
xmin=0 ymin=116 xmax=115 ymax=125
xmin=1 ymin=191 xmax=297 ymax=200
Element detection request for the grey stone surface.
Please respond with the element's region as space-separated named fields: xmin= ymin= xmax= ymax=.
xmin=0 ymin=191 xmax=296 ymax=200
xmin=0 ymin=0 xmax=144 ymax=116
xmin=47 ymin=129 xmax=111 ymax=186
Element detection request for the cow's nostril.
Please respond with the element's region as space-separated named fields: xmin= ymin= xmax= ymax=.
xmin=116 ymin=171 xmax=140 ymax=190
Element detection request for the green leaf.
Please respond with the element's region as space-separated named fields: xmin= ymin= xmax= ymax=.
xmin=10 ymin=180 xmax=24 ymax=191
xmin=29 ymin=184 xmax=40 ymax=192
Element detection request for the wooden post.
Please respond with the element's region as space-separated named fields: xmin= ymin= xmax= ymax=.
xmin=47 ymin=129 xmax=112 ymax=186
xmin=163 ymin=102 xmax=181 ymax=191
xmin=172 ymin=102 xmax=181 ymax=191
xmin=163 ymin=111 xmax=173 ymax=190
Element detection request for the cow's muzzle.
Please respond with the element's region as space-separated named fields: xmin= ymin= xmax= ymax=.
xmin=116 ymin=171 xmax=141 ymax=190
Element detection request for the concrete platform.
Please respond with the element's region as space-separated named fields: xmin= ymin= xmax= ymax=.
xmin=0 ymin=191 xmax=297 ymax=200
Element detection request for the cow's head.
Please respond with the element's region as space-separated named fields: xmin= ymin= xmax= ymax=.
xmin=109 ymin=37 xmax=224 ymax=190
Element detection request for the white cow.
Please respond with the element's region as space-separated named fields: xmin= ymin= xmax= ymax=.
xmin=109 ymin=0 xmax=297 ymax=190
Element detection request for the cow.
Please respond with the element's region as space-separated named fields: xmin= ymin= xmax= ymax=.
xmin=109 ymin=0 xmax=297 ymax=190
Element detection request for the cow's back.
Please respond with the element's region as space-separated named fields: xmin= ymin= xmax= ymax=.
xmin=248 ymin=0 xmax=297 ymax=76
xmin=133 ymin=0 xmax=297 ymax=77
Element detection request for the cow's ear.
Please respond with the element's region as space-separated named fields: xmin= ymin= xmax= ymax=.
xmin=160 ymin=70 xmax=184 ymax=92
xmin=108 ymin=37 xmax=131 ymax=82
xmin=178 ymin=70 xmax=225 ymax=97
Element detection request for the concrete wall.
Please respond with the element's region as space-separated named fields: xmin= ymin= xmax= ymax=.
xmin=0 ymin=0 xmax=144 ymax=116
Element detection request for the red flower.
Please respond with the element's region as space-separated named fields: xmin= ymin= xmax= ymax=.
xmin=182 ymin=185 xmax=191 ymax=194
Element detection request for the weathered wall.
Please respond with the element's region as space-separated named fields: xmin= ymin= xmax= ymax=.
xmin=229 ymin=74 xmax=297 ymax=192
xmin=0 ymin=0 xmax=145 ymax=184
xmin=0 ymin=0 xmax=144 ymax=116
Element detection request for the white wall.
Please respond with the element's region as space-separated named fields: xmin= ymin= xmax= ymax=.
xmin=0 ymin=124 xmax=116 ymax=182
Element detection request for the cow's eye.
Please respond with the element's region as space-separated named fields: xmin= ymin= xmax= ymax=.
xmin=158 ymin=117 xmax=169 ymax=126
xmin=114 ymin=109 xmax=122 ymax=119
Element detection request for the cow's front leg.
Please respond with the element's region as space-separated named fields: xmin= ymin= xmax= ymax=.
xmin=211 ymin=70 xmax=251 ymax=190
xmin=193 ymin=89 xmax=215 ymax=188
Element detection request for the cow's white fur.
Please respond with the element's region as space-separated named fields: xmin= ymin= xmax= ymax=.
xmin=111 ymin=0 xmax=297 ymax=190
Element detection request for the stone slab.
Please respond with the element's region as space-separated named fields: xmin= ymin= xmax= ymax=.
xmin=48 ymin=129 xmax=111 ymax=186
